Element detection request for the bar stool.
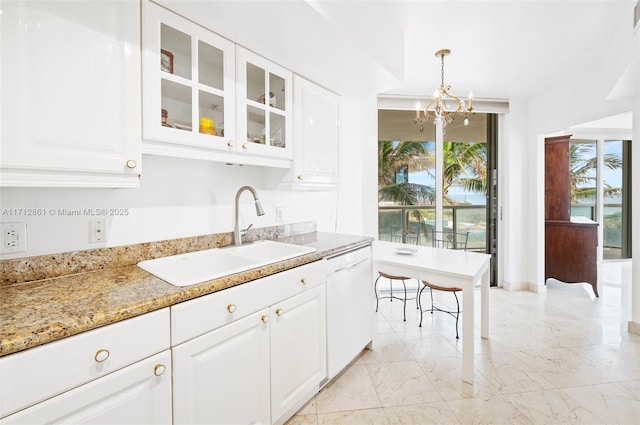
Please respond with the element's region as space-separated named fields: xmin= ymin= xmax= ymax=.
xmin=374 ymin=271 xmax=419 ymax=321
xmin=418 ymin=230 xmax=469 ymax=338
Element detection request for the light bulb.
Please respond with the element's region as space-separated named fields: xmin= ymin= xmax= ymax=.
xmin=464 ymin=117 xmax=469 ymax=126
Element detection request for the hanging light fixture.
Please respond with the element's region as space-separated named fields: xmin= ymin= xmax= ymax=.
xmin=414 ymin=49 xmax=473 ymax=132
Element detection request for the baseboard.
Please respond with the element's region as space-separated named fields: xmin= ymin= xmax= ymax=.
xmin=502 ymin=280 xmax=535 ymax=292
xmin=629 ymin=320 xmax=640 ymax=336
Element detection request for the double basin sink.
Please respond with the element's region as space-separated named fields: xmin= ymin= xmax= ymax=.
xmin=138 ymin=240 xmax=317 ymax=287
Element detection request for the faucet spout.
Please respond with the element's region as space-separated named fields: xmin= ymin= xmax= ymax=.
xmin=234 ymin=186 xmax=265 ymax=245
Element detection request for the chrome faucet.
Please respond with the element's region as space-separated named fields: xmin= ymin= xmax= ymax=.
xmin=234 ymin=186 xmax=265 ymax=245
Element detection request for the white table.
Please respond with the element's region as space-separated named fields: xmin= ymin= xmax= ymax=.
xmin=372 ymin=240 xmax=491 ymax=384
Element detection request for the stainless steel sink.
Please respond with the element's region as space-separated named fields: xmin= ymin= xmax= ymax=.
xmin=138 ymin=240 xmax=317 ymax=287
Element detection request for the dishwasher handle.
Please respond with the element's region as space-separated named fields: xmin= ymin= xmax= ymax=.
xmin=329 ymin=257 xmax=369 ymax=275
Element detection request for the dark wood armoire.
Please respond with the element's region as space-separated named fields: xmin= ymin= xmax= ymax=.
xmin=544 ymin=135 xmax=599 ymax=297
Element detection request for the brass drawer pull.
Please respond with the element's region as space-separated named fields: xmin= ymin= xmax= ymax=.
xmin=154 ymin=364 xmax=166 ymax=376
xmin=261 ymin=315 xmax=269 ymax=324
xmin=275 ymin=308 xmax=284 ymax=316
xmin=227 ymin=304 xmax=237 ymax=313
xmin=94 ymin=349 xmax=110 ymax=363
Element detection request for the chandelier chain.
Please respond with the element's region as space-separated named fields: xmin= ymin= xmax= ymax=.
xmin=440 ymin=52 xmax=445 ymax=88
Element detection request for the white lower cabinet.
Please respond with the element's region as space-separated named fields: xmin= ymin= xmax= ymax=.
xmin=171 ymin=261 xmax=327 ymax=425
xmin=0 ymin=255 xmax=369 ymax=424
xmin=172 ymin=308 xmax=271 ymax=425
xmin=270 ymin=286 xmax=326 ymax=425
xmin=0 ymin=350 xmax=172 ymax=425
xmin=0 ymin=308 xmax=171 ymax=424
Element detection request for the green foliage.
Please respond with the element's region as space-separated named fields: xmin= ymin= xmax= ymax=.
xmin=569 ymin=144 xmax=622 ymax=202
xmin=378 ymin=141 xmax=434 ymax=205
xmin=378 ymin=139 xmax=488 ymax=206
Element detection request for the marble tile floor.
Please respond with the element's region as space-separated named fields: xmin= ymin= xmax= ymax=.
xmin=287 ymin=261 xmax=639 ymax=425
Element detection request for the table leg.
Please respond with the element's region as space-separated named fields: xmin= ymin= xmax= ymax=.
xmin=481 ymin=267 xmax=489 ymax=338
xmin=462 ymin=283 xmax=474 ymax=384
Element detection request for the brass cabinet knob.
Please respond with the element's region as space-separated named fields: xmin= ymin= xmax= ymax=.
xmin=300 ymin=277 xmax=307 ymax=284
xmin=242 ymin=143 xmax=248 ymax=151
xmin=297 ymin=175 xmax=303 ymax=180
xmin=94 ymin=349 xmax=110 ymax=363
xmin=261 ymin=315 xmax=269 ymax=323
xmin=227 ymin=140 xmax=234 ymax=149
xmin=275 ymin=308 xmax=284 ymax=316
xmin=125 ymin=159 xmax=137 ymax=169
xmin=227 ymin=304 xmax=237 ymax=313
xmin=154 ymin=364 xmax=166 ymax=376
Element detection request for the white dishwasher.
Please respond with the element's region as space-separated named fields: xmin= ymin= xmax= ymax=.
xmin=325 ymin=245 xmax=374 ymax=381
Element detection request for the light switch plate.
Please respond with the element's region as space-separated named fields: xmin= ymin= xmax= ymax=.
xmin=90 ymin=219 xmax=107 ymax=243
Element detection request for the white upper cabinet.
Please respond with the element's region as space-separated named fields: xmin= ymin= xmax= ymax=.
xmin=236 ymin=47 xmax=293 ymax=166
xmin=292 ymin=76 xmax=340 ymax=188
xmin=141 ymin=1 xmax=236 ymax=159
xmin=142 ymin=1 xmax=292 ymax=168
xmin=0 ymin=0 xmax=141 ymax=187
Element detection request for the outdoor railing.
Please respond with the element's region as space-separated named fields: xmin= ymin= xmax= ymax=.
xmin=571 ymin=203 xmax=623 ymax=257
xmin=378 ymin=205 xmax=487 ymax=251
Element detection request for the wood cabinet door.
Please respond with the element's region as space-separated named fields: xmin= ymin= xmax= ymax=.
xmin=545 ymin=135 xmax=571 ymax=221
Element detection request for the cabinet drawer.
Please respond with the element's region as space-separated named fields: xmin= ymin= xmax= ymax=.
xmin=0 ymin=308 xmax=170 ymax=418
xmin=0 ymin=350 xmax=172 ymax=425
xmin=171 ymin=260 xmax=326 ymax=345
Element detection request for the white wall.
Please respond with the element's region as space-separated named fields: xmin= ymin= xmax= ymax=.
xmin=338 ymin=94 xmax=379 ymax=238
xmin=0 ymin=155 xmax=344 ymax=259
xmin=632 ymin=105 xmax=640 ymax=332
xmin=499 ymin=99 xmax=534 ymax=291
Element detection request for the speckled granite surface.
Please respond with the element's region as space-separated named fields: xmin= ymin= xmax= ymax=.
xmin=1 ymin=221 xmax=317 ymax=287
xmin=0 ymin=230 xmax=373 ymax=357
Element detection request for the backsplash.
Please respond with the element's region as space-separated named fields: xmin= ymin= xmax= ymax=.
xmin=0 ymin=221 xmax=316 ymax=287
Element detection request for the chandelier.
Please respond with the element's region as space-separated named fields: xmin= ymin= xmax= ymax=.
xmin=414 ymin=49 xmax=473 ymax=132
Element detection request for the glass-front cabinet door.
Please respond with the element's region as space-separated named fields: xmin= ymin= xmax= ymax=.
xmin=142 ymin=1 xmax=236 ymax=157
xmin=236 ymin=47 xmax=293 ymax=161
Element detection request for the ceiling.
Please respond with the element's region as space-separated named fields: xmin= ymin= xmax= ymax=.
xmin=159 ymin=0 xmax=635 ymax=102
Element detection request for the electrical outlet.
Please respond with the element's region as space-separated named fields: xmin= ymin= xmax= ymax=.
xmin=275 ymin=206 xmax=286 ymax=222
xmin=90 ymin=219 xmax=107 ymax=243
xmin=1 ymin=222 xmax=27 ymax=254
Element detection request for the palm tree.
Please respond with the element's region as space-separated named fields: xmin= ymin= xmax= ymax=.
xmin=378 ymin=140 xmax=434 ymax=242
xmin=569 ymin=144 xmax=622 ymax=202
xmin=378 ymin=140 xmax=434 ymax=205
xmin=442 ymin=141 xmax=487 ymax=204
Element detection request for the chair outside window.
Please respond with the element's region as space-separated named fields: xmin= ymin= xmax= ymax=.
xmin=418 ymin=230 xmax=469 ymax=338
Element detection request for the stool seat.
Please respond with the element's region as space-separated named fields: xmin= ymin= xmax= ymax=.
xmin=374 ymin=271 xmax=419 ymax=321
xmin=417 ymin=230 xmax=470 ymax=339
xmin=378 ymin=271 xmax=411 ymax=280
xmin=422 ymin=282 xmax=461 ymax=292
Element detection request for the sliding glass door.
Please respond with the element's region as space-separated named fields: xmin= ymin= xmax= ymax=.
xmin=378 ymin=110 xmax=498 ymax=284
xmin=569 ymin=138 xmax=631 ymax=260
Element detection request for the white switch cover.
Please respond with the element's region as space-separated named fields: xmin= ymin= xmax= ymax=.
xmin=90 ymin=219 xmax=107 ymax=243
xmin=1 ymin=222 xmax=27 ymax=254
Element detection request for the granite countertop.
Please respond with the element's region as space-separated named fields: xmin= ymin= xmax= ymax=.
xmin=0 ymin=232 xmax=373 ymax=357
